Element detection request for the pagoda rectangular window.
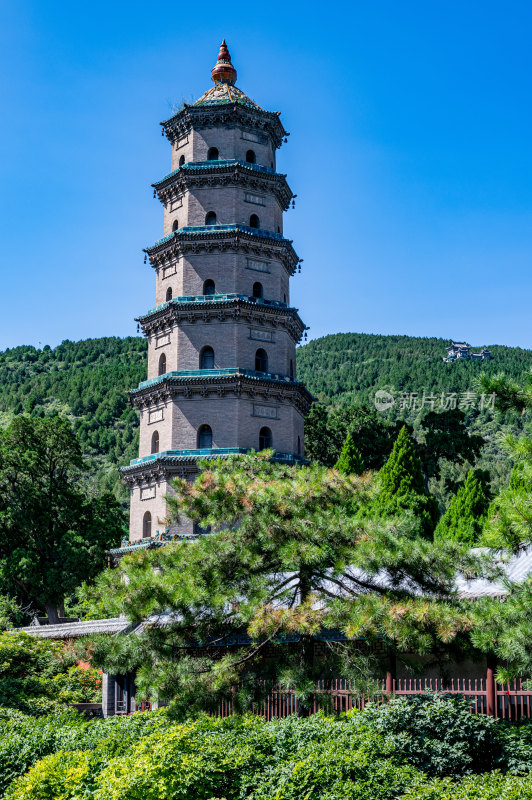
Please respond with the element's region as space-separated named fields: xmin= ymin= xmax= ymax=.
xmin=246 ymin=258 xmax=270 ymax=273
xmin=242 ymin=130 xmax=264 ymax=144
xmin=249 ymin=328 xmax=274 ymax=343
xmin=245 ymin=192 xmax=266 ymax=206
xmin=162 ymin=263 xmax=177 ymax=278
xmin=155 ymin=333 xmax=170 ymax=348
xmin=170 ymin=197 xmax=183 ymax=211
xmin=252 ymin=404 xmax=279 ymax=419
xmin=148 ymin=408 xmax=164 ymax=424
xmin=140 ymin=485 xmax=156 ymax=500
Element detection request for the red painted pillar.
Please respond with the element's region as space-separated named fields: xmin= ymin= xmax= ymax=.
xmin=386 ymin=650 xmax=396 ymax=696
xmin=487 ymin=655 xmax=496 ymax=717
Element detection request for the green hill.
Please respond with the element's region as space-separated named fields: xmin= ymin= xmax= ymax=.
xmin=296 ymin=332 xmax=532 ymax=406
xmin=0 ymin=332 xmax=530 ymax=504
xmin=0 ymin=337 xmax=147 ymax=501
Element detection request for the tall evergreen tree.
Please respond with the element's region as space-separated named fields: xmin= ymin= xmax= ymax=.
xmin=434 ymin=470 xmax=490 ymax=544
xmin=372 ymin=426 xmax=439 ymax=538
xmin=335 ymin=433 xmax=364 ymax=475
xmin=83 ymin=453 xmax=481 ymax=717
xmin=0 ymin=416 xmax=125 ymax=622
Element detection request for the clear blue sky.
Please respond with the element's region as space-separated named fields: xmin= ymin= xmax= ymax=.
xmin=1 ymin=0 xmax=531 ymax=351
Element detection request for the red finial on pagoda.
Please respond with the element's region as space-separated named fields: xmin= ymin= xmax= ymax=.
xmin=211 ymin=39 xmax=237 ymax=85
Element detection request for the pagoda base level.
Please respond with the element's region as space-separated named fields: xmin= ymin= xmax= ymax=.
xmin=121 ymin=449 xmax=306 ymax=546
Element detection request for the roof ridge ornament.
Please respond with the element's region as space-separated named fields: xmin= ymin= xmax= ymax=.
xmin=211 ymin=39 xmax=237 ymax=85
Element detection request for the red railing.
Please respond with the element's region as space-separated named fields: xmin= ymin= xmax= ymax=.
xmin=216 ymin=677 xmax=532 ymax=721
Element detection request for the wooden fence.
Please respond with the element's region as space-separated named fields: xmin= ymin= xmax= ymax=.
xmin=216 ymin=677 xmax=532 ymax=721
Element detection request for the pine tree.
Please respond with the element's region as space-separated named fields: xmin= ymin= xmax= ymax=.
xmin=84 ymin=453 xmax=479 ymax=717
xmin=373 ymin=426 xmax=439 ymax=538
xmin=435 ymin=470 xmax=490 ymax=544
xmin=335 ymin=433 xmax=364 ymax=475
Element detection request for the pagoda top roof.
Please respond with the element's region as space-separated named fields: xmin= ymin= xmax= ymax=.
xmin=160 ymin=41 xmax=288 ymax=147
xmin=193 ymin=38 xmax=262 ymax=110
xmin=193 ymin=81 xmax=263 ymax=111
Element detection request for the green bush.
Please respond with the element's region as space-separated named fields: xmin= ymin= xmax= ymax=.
xmin=402 ymin=771 xmax=532 ymax=799
xmin=5 ymin=697 xmax=532 ymax=799
xmin=0 ymin=631 xmax=102 ymax=715
xmin=355 ymin=694 xmax=504 ymax=777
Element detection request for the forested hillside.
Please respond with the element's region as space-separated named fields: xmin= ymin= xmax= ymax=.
xmin=0 ymin=338 xmax=147 ymax=501
xmin=297 ymin=332 xmax=532 ymax=406
xmin=0 ymin=332 xmax=530 ymax=504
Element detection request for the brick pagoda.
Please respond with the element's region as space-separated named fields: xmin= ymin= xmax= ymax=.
xmin=121 ymin=41 xmax=312 ymax=542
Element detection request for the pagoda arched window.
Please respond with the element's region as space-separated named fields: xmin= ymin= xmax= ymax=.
xmin=200 ymin=346 xmax=215 ymax=370
xmin=249 ymin=214 xmax=260 ymax=229
xmin=297 ymin=436 xmax=301 ymax=455
xmin=207 ymin=147 xmax=219 ymax=161
xmin=179 ymin=154 xmax=185 ymax=166
xmin=197 ymin=424 xmax=213 ymax=449
xmin=143 ymin=511 xmax=152 ymax=539
xmin=289 ymin=359 xmax=294 ymax=380
xmin=245 ymin=149 xmax=256 ymax=164
xmin=259 ymin=427 xmax=272 ymax=451
xmin=166 ymin=287 xmax=173 ymax=302
xmin=203 ymin=279 xmax=215 ymax=295
xmin=151 ymin=430 xmax=159 ymax=454
xmin=172 ymin=219 xmax=179 ymax=232
xmin=158 ymin=353 xmax=166 ymax=376
xmin=205 ymin=211 xmax=217 ymax=226
xmin=252 ymin=282 xmax=263 ymax=299
xmin=255 ymin=348 xmax=268 ymax=373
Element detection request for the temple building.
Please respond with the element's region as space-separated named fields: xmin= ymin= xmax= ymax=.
xmin=119 ymin=41 xmax=312 ymax=545
xmin=443 ymin=342 xmax=492 ymax=363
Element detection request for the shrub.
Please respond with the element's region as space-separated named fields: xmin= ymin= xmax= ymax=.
xmin=355 ymin=693 xmax=504 ymax=777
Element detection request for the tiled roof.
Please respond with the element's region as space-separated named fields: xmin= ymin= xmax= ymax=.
xmin=193 ymin=82 xmax=263 ymax=110
xmin=17 ymin=617 xmax=130 ymax=639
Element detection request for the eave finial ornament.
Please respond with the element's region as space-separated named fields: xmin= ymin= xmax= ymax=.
xmin=211 ymin=39 xmax=237 ymax=85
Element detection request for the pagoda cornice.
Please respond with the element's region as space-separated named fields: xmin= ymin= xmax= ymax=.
xmin=129 ymin=369 xmax=314 ymax=416
xmin=161 ymin=103 xmax=288 ymax=150
xmin=144 ymin=225 xmax=300 ymax=275
xmin=136 ymin=294 xmax=306 ymax=344
xmin=153 ymin=160 xmax=294 ymax=211
xmin=120 ymin=448 xmax=306 ymax=487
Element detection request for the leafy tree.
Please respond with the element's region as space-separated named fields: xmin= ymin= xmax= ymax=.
xmin=305 ymin=403 xmax=402 ymax=469
xmin=434 ymin=470 xmax=490 ymax=544
xmin=372 ymin=427 xmax=439 ymax=538
xmin=469 ymin=373 xmax=532 ymax=680
xmin=82 ymin=453 xmax=481 ymax=717
xmin=334 ymin=432 xmax=364 ymax=475
xmin=0 ymin=630 xmax=100 ymax=715
xmin=416 ymin=408 xmax=485 ymax=483
xmin=0 ymin=416 xmax=125 ymax=622
xmin=477 ymin=372 xmax=532 ymax=550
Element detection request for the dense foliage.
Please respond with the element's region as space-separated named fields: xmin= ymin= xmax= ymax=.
xmin=0 ymin=631 xmax=101 ymax=718
xmin=435 ymin=470 xmax=490 ymax=544
xmin=79 ymin=452 xmax=484 ymax=716
xmin=297 ymin=332 xmax=532 ymax=407
xmin=0 ymin=416 xmax=125 ymax=622
xmin=0 ymin=338 xmax=146 ymax=501
xmin=0 ymin=333 xmax=529 ymax=505
xmin=335 ymin=432 xmax=364 ymax=475
xmin=370 ymin=426 xmax=439 ymax=538
xmin=4 ymin=697 xmax=532 ymax=799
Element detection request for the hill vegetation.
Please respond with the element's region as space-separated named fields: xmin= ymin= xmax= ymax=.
xmin=0 ymin=332 xmax=530 ymax=505
xmin=296 ymin=332 xmax=532 ymax=406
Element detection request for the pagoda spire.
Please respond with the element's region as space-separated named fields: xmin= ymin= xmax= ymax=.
xmin=211 ymin=39 xmax=237 ymax=85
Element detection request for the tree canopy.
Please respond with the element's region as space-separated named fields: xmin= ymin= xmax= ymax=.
xmin=83 ymin=453 xmax=483 ymax=717
xmin=0 ymin=415 xmax=125 ymax=622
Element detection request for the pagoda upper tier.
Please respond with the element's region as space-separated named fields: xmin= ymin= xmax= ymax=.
xmin=160 ymin=42 xmax=288 ymax=150
xmin=153 ymin=160 xmax=294 ymax=212
xmin=144 ymin=225 xmax=300 ymax=276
